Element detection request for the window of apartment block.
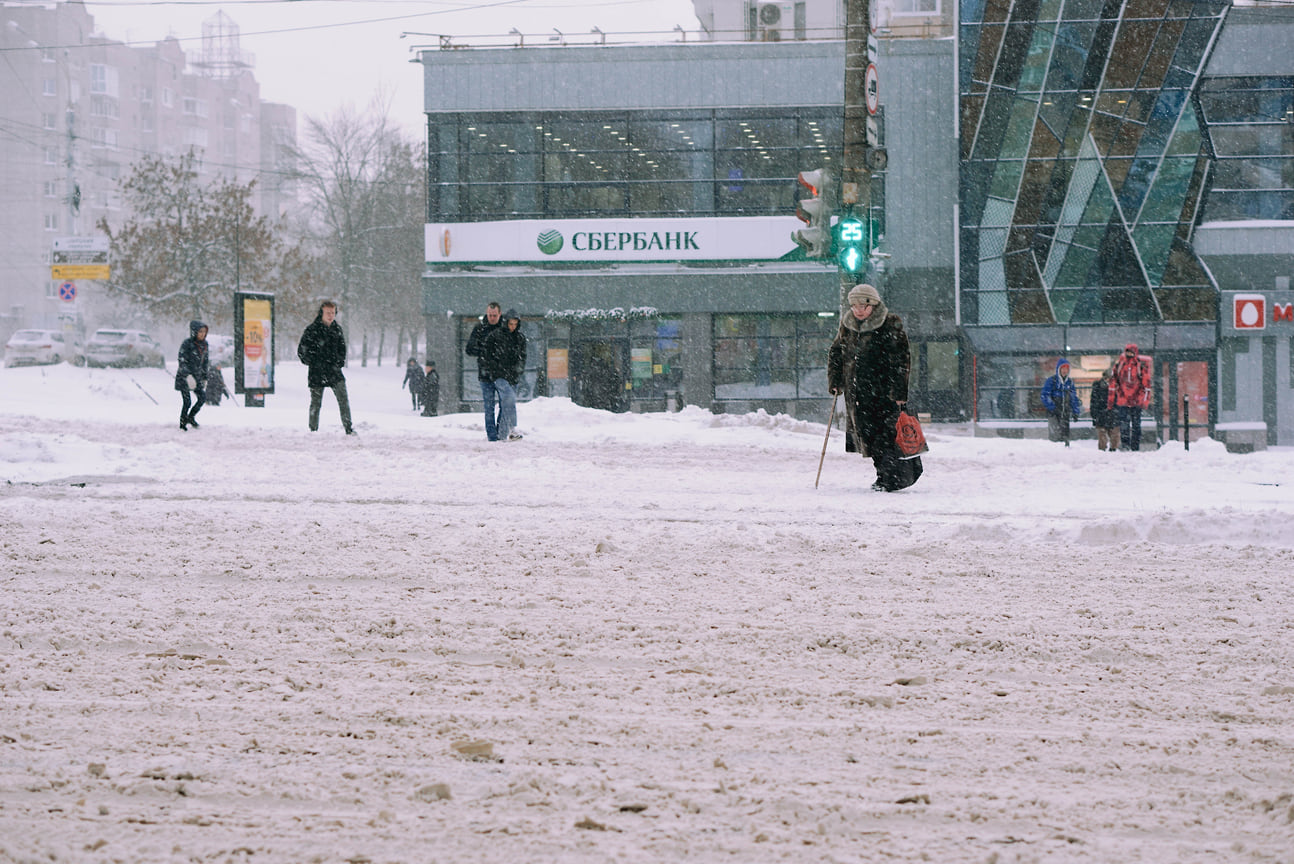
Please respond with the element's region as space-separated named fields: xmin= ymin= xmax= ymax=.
xmin=140 ymin=86 xmax=153 ymax=103
xmin=43 ymin=181 xmax=58 ymax=198
xmin=42 ymin=79 xmax=57 ymax=97
xmin=162 ymin=89 xmax=173 ymax=107
xmin=43 ymin=214 xmax=59 ymax=231
xmin=44 ymin=146 xmax=59 ymax=164
xmin=41 ymin=47 xmax=56 ymax=63
xmin=91 ymin=96 xmax=119 ymax=118
xmin=892 ymin=0 xmax=939 ymax=13
xmin=41 ymin=112 xmax=57 ymax=130
xmin=183 ymin=97 xmax=207 ymax=118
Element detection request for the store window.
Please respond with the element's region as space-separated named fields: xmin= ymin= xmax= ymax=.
xmin=629 ymin=318 xmax=684 ymax=406
xmin=429 ymin=109 xmax=841 ymax=222
xmin=713 ymin=313 xmax=836 ymax=403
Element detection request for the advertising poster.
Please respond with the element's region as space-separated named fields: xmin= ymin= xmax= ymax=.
xmin=234 ymin=292 xmax=275 ymax=402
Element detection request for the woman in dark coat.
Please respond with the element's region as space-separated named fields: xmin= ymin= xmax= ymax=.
xmin=206 ymin=363 xmax=232 ymax=406
xmin=402 ymin=357 xmax=425 ymax=410
xmin=1090 ymin=367 xmax=1120 ymax=452
xmin=827 ymin=283 xmax=920 ymax=491
xmin=174 ymin=319 xmax=209 ymax=430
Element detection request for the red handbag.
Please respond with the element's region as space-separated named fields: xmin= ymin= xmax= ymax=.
xmin=895 ymin=410 xmax=929 ymax=457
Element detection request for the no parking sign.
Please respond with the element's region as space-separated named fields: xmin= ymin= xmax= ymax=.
xmin=58 ymin=281 xmax=77 ymax=302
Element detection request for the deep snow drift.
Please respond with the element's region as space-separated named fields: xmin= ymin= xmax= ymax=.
xmin=1 ymin=360 xmax=1292 ymax=863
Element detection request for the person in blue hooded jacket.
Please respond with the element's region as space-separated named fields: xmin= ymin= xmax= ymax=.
xmin=1040 ymin=357 xmax=1082 ymax=445
xmin=174 ymin=320 xmax=209 ymax=430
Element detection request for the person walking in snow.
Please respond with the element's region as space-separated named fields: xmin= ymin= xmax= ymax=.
xmin=483 ymin=309 xmax=526 ymax=441
xmin=1040 ymin=357 xmax=1082 ymax=445
xmin=205 ymin=363 xmax=232 ymax=407
xmin=1089 ymin=367 xmax=1119 ymax=452
xmin=175 ymin=320 xmax=209 ymax=431
xmin=1111 ymin=343 xmax=1152 ymax=450
xmin=827 ymin=282 xmax=920 ymax=491
xmin=402 ymin=356 xmax=425 ymax=411
xmin=297 ymin=300 xmax=355 ymax=435
xmin=465 ymin=301 xmax=504 ymax=441
xmin=420 ymin=361 xmax=440 ymax=417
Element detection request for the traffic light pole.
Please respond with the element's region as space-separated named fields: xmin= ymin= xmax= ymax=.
xmin=841 ymin=0 xmax=874 ymax=300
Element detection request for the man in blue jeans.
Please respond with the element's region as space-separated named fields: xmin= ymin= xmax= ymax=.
xmin=484 ymin=309 xmax=527 ymax=441
xmin=464 ymin=301 xmax=503 ymax=441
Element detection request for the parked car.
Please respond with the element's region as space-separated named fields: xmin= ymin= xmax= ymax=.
xmin=85 ymin=328 xmax=166 ymax=369
xmin=4 ymin=329 xmax=82 ymax=367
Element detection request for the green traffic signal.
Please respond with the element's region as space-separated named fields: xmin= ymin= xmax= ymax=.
xmin=835 ymin=217 xmax=867 ymax=273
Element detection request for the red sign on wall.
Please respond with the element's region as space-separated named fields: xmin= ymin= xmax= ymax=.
xmin=1234 ymin=294 xmax=1266 ymax=330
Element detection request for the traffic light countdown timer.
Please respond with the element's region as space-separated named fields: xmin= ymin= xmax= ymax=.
xmin=835 ymin=215 xmax=869 ymax=278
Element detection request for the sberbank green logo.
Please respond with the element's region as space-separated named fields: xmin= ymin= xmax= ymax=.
xmin=536 ymin=229 xmax=564 ymax=255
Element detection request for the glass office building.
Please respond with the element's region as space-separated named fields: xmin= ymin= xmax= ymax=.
xmin=959 ymin=0 xmax=1230 ymax=430
xmin=959 ymin=0 xmax=1227 ymax=326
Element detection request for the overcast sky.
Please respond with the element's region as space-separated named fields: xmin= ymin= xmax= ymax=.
xmin=85 ymin=0 xmax=701 ymax=135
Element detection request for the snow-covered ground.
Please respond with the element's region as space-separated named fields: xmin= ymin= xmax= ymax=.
xmin=2 ymin=360 xmax=1292 ymax=863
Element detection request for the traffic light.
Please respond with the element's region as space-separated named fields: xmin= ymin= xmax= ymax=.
xmin=834 ymin=214 xmax=869 ymax=274
xmin=791 ymin=168 xmax=831 ymax=258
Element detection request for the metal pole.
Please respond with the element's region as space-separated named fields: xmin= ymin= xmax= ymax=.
xmin=840 ymin=0 xmax=874 ymax=305
xmin=1183 ymin=394 xmax=1190 ymax=451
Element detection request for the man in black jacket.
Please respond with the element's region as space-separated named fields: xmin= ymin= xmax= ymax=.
xmin=297 ymin=300 xmax=355 ymax=434
xmin=464 ymin=301 xmax=503 ymax=441
xmin=483 ymin=309 xmax=526 ymax=441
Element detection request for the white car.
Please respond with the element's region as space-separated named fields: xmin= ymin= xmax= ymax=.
xmin=85 ymin=328 xmax=166 ymax=369
xmin=4 ymin=329 xmax=82 ymax=367
xmin=206 ymin=334 xmax=236 ymax=366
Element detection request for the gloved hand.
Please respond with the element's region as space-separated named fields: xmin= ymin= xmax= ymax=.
xmin=185 ymin=375 xmax=197 ymax=391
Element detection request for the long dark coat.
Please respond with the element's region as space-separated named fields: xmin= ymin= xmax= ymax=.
xmin=828 ymin=311 xmax=917 ymax=490
xmin=174 ymin=320 xmax=210 ymax=393
xmin=297 ymin=309 xmax=347 ymax=388
xmin=206 ymin=367 xmax=232 ymax=405
xmin=1089 ymin=377 xmax=1117 ymax=429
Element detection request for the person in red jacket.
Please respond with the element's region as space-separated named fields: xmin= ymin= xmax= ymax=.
xmin=1111 ymin=343 xmax=1152 ymax=450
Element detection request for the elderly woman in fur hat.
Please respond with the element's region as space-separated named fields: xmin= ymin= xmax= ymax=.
xmin=827 ymin=282 xmax=919 ymax=491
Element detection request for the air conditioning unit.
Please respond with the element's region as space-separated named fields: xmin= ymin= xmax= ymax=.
xmin=755 ymin=2 xmax=796 ymax=41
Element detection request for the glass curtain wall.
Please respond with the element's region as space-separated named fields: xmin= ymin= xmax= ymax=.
xmin=1198 ymin=76 xmax=1294 ymax=221
xmin=428 ymin=110 xmax=842 ymax=221
xmin=713 ymin=314 xmax=837 ymax=403
xmin=959 ymin=0 xmax=1227 ymax=325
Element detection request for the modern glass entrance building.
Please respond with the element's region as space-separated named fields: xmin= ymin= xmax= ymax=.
xmin=959 ymin=0 xmax=1226 ymax=327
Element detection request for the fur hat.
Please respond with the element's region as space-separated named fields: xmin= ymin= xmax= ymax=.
xmin=847 ymin=283 xmax=882 ymax=307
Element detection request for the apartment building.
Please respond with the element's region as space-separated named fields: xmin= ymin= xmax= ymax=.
xmin=0 ymin=2 xmax=295 ymax=335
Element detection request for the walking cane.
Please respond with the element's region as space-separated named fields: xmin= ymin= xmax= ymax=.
xmin=815 ymin=393 xmax=838 ymax=489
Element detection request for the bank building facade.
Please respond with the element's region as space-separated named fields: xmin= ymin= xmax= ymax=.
xmin=414 ymin=0 xmax=1294 ymax=447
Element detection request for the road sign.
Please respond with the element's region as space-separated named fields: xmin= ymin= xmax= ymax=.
xmin=51 ymin=264 xmax=110 ymax=280
xmin=865 ymin=64 xmax=880 ymax=115
xmin=58 ymin=281 xmax=77 ymax=302
xmin=53 ymin=235 xmax=109 ymax=253
xmin=52 ymin=236 xmax=109 ymax=266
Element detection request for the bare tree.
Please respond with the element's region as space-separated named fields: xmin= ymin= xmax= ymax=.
xmin=290 ymin=101 xmax=426 ymax=366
